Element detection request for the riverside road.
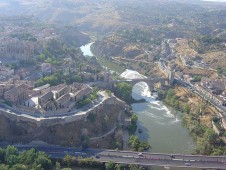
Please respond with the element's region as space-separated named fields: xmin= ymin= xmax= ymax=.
xmin=9 ymin=145 xmax=226 ymax=169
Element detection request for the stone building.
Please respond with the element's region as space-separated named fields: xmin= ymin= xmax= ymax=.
xmin=4 ymin=84 xmax=29 ymax=104
xmin=38 ymin=91 xmax=53 ymax=106
xmin=0 ymin=40 xmax=38 ymax=60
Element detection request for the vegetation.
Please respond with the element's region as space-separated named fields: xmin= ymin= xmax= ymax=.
xmin=212 ymin=117 xmax=225 ymax=137
xmin=217 ymin=67 xmax=226 ymax=76
xmin=105 ymin=161 xmax=148 ymax=170
xmin=129 ymin=135 xmax=150 ymax=152
xmin=164 ymin=89 xmax=191 ymax=114
xmin=0 ymin=146 xmax=52 ymax=170
xmin=35 ymin=71 xmax=84 ymax=87
xmin=11 ymin=33 xmax=37 ymax=42
xmin=77 ymin=91 xmax=98 ymax=108
xmin=189 ymin=36 xmax=226 ymax=53
xmin=117 ymin=28 xmax=161 ymax=45
xmin=114 ymin=82 xmax=132 ymax=103
xmin=128 ymin=114 xmax=138 ymax=134
xmin=191 ymin=75 xmax=202 ymax=82
xmin=163 ymin=88 xmax=225 ymax=155
xmin=184 ymin=116 xmax=225 ymax=155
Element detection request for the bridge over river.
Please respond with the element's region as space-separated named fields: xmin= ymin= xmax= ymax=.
xmin=12 ymin=145 xmax=226 ymax=169
xmin=97 ymin=77 xmax=170 ymax=91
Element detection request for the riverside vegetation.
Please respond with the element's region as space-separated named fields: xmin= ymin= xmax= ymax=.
xmin=0 ymin=146 xmax=150 ymax=170
xmin=163 ymin=88 xmax=225 ymax=155
xmin=114 ymin=82 xmax=150 ymax=151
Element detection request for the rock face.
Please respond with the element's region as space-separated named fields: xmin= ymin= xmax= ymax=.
xmin=92 ymin=35 xmax=143 ymax=59
xmin=0 ymin=100 xmax=125 ymax=147
xmin=58 ymin=26 xmax=90 ymax=47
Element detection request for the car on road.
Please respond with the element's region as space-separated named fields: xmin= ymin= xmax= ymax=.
xmin=138 ymin=153 xmax=143 ymax=156
xmin=185 ymin=163 xmax=191 ymax=166
xmin=95 ymin=155 xmax=100 ymax=159
xmin=170 ymin=155 xmax=175 ymax=158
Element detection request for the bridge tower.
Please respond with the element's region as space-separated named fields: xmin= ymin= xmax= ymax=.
xmin=168 ymin=70 xmax=175 ymax=85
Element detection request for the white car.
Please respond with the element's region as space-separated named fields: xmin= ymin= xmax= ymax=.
xmin=138 ymin=153 xmax=143 ymax=156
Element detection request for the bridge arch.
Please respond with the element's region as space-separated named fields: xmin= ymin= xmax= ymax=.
xmin=132 ymin=81 xmax=152 ymax=101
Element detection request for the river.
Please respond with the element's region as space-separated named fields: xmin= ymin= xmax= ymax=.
xmin=80 ymin=43 xmax=196 ymax=169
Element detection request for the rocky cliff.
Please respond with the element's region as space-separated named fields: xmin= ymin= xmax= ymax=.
xmin=0 ymin=99 xmax=126 ymax=147
xmin=92 ymin=35 xmax=143 ymax=59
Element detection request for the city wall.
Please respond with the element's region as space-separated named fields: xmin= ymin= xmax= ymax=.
xmin=0 ymin=96 xmax=127 ymax=127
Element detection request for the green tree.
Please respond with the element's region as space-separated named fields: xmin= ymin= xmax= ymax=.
xmin=204 ymin=129 xmax=218 ymax=146
xmin=105 ymin=161 xmax=115 ymax=170
xmin=55 ymin=162 xmax=61 ymax=170
xmin=115 ymin=82 xmax=132 ymax=102
xmin=18 ymin=148 xmax=36 ymax=165
xmin=0 ymin=164 xmax=9 ymax=170
xmin=0 ymin=148 xmax=6 ymax=163
xmin=131 ymin=114 xmax=138 ymax=124
xmin=129 ymin=164 xmax=140 ymax=170
xmin=34 ymin=153 xmax=52 ymax=170
xmin=11 ymin=164 xmax=28 ymax=170
xmin=5 ymin=146 xmax=18 ymax=166
xmin=184 ymin=104 xmax=191 ymax=114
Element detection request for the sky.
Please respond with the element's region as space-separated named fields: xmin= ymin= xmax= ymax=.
xmin=202 ymin=0 xmax=226 ymax=1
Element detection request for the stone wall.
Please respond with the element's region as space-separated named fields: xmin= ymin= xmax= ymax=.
xmin=0 ymin=96 xmax=127 ymax=146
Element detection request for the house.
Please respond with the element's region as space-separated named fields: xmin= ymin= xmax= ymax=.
xmin=55 ymin=93 xmax=71 ymax=109
xmin=4 ymin=84 xmax=29 ymax=104
xmin=0 ymin=83 xmax=15 ymax=98
xmin=33 ymin=84 xmax=50 ymax=95
xmin=38 ymin=91 xmax=53 ymax=106
xmin=52 ymin=85 xmax=70 ymax=100
xmin=70 ymin=84 xmax=92 ymax=102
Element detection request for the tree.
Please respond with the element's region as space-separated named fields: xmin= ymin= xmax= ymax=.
xmin=0 ymin=164 xmax=9 ymax=170
xmin=129 ymin=164 xmax=140 ymax=170
xmin=131 ymin=114 xmax=138 ymax=124
xmin=55 ymin=162 xmax=61 ymax=170
xmin=63 ymin=155 xmax=72 ymax=167
xmin=11 ymin=164 xmax=28 ymax=170
xmin=184 ymin=104 xmax=191 ymax=114
xmin=115 ymin=82 xmax=132 ymax=102
xmin=18 ymin=148 xmax=36 ymax=165
xmin=115 ymin=164 xmax=121 ymax=170
xmin=105 ymin=161 xmax=115 ymax=170
xmin=0 ymin=148 xmax=6 ymax=163
xmin=129 ymin=135 xmax=141 ymax=151
xmin=204 ymin=129 xmax=218 ymax=146
xmin=5 ymin=146 xmax=18 ymax=166
xmin=34 ymin=153 xmax=52 ymax=170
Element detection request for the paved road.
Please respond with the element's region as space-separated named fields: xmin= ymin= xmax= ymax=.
xmin=7 ymin=145 xmax=226 ymax=169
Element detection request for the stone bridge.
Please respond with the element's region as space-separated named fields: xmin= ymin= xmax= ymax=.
xmin=109 ymin=77 xmax=169 ymax=91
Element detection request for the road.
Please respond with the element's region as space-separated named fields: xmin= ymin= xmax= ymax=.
xmin=7 ymin=145 xmax=226 ymax=169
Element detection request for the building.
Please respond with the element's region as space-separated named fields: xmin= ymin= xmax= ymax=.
xmin=0 ymin=40 xmax=37 ymax=60
xmin=54 ymin=85 xmax=69 ymax=100
xmin=33 ymin=84 xmax=50 ymax=95
xmin=0 ymin=83 xmax=15 ymax=98
xmin=55 ymin=93 xmax=71 ymax=109
xmin=4 ymin=84 xmax=29 ymax=104
xmin=38 ymin=91 xmax=53 ymax=107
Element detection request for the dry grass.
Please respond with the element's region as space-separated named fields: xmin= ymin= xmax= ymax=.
xmin=202 ymin=50 xmax=226 ymax=69
xmin=174 ymin=86 xmax=218 ymax=127
xmin=176 ymin=39 xmax=198 ymax=57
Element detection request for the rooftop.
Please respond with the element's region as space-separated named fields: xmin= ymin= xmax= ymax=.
xmin=33 ymin=84 xmax=50 ymax=91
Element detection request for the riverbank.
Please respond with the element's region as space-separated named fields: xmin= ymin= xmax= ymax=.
xmin=81 ymin=41 xmax=196 ymax=155
xmin=163 ymin=85 xmax=225 ymax=155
